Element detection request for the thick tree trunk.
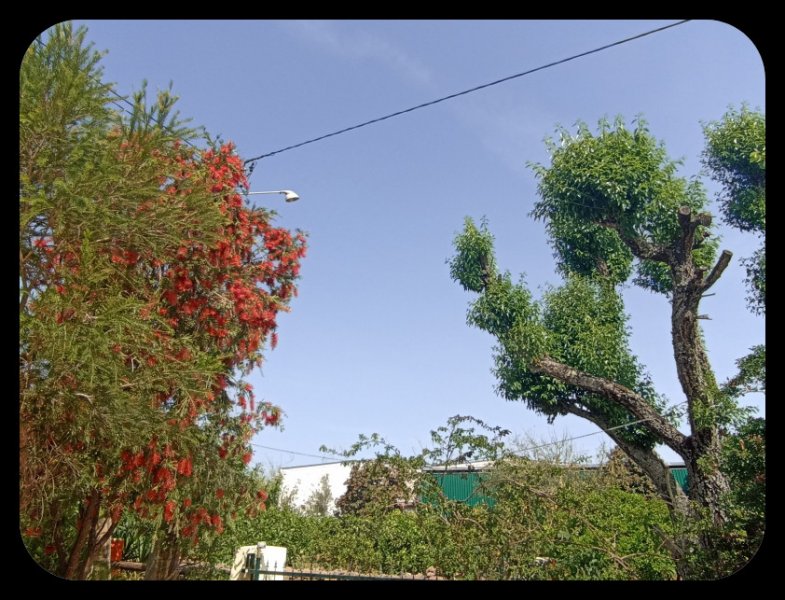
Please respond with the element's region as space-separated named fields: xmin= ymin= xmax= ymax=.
xmin=597 ymin=207 xmax=734 ymax=528
xmin=669 ymin=208 xmax=732 ymax=527
xmin=145 ymin=531 xmax=182 ymax=580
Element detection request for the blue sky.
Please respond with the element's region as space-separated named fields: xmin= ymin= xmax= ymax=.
xmin=67 ymin=20 xmax=764 ymax=468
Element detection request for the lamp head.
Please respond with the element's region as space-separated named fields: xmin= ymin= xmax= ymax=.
xmin=282 ymin=190 xmax=300 ymax=202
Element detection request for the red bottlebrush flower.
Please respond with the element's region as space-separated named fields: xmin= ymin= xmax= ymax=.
xmin=183 ymin=498 xmax=192 ymax=509
xmin=164 ymin=500 xmax=176 ymax=523
xmin=215 ymin=488 xmax=225 ymax=499
xmin=44 ymin=545 xmax=57 ymax=556
xmin=242 ymin=451 xmax=252 ymax=465
xmin=153 ymin=467 xmax=172 ymax=485
xmin=177 ymin=456 xmax=193 ymax=477
xmin=24 ymin=527 xmax=42 ymax=538
xmin=218 ymin=446 xmax=228 ymax=459
xmin=211 ymin=514 xmax=222 ymax=528
xmin=271 ymin=332 xmax=278 ymax=350
xmin=256 ymin=490 xmax=268 ymax=501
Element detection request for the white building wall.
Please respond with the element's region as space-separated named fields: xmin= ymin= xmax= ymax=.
xmin=278 ymin=462 xmax=353 ymax=514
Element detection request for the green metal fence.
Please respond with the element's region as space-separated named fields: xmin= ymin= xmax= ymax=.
xmin=427 ymin=466 xmax=689 ymax=507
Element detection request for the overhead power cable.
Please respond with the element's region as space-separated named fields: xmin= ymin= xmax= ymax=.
xmin=250 ymin=442 xmax=346 ymax=462
xmin=244 ymin=20 xmax=690 ymax=165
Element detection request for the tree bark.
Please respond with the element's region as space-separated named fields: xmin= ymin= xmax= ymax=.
xmin=599 ymin=207 xmax=732 ymax=528
xmin=63 ymin=491 xmax=101 ymax=579
xmin=145 ymin=530 xmax=182 ymax=580
xmin=532 ymin=357 xmax=688 ymax=456
xmin=82 ymin=517 xmax=115 ymax=580
xmin=668 ymin=208 xmax=731 ymax=526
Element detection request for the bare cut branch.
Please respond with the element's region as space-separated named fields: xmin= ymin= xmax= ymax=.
xmin=533 ymin=356 xmax=687 ymax=451
xmin=701 ymin=250 xmax=732 ymax=292
xmin=676 ymin=207 xmax=712 ymax=264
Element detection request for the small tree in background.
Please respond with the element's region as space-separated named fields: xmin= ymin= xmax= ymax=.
xmin=303 ymin=475 xmax=334 ymax=516
xmin=337 ymin=461 xmax=413 ymax=516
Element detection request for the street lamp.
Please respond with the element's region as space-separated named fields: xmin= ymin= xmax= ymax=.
xmin=245 ymin=190 xmax=300 ymax=202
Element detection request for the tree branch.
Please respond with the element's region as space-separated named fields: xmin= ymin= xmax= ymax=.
xmin=597 ymin=220 xmax=671 ymax=262
xmin=532 ymin=356 xmax=687 ymax=452
xmin=564 ymin=404 xmax=690 ymax=514
xmin=701 ymin=250 xmax=732 ymax=292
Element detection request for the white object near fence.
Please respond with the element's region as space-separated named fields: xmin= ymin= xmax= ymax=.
xmin=229 ymin=543 xmax=288 ymax=580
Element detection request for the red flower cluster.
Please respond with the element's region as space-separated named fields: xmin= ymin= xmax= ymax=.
xmin=28 ymin=141 xmax=305 ymax=549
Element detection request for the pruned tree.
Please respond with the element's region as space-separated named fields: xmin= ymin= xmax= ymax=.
xmin=449 ymin=116 xmax=764 ymax=575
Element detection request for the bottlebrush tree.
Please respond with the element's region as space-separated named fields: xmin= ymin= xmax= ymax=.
xmin=20 ymin=23 xmax=306 ymax=579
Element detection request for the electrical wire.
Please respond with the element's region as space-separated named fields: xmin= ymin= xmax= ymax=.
xmin=250 ymin=442 xmax=346 ymax=462
xmin=31 ymin=21 xmax=690 ymax=165
xmin=243 ymin=20 xmax=690 ymax=165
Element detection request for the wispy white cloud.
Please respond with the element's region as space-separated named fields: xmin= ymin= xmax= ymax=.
xmin=281 ymin=21 xmax=556 ymax=175
xmin=281 ymin=21 xmax=434 ymax=88
xmin=448 ymin=96 xmax=560 ymax=174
